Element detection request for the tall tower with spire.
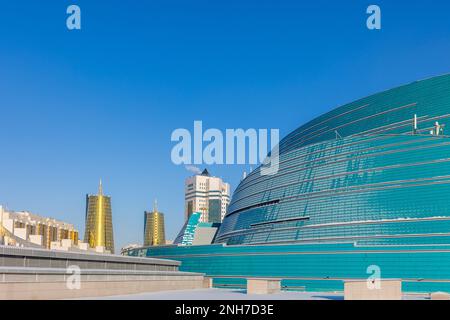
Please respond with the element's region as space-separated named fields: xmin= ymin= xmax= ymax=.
xmin=143 ymin=199 xmax=166 ymax=246
xmin=84 ymin=180 xmax=115 ymax=253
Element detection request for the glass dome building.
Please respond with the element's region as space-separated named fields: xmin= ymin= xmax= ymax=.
xmin=126 ymin=74 xmax=450 ymax=293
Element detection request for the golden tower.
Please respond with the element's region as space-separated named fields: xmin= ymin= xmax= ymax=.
xmin=144 ymin=200 xmax=166 ymax=246
xmin=84 ymin=180 xmax=114 ymax=253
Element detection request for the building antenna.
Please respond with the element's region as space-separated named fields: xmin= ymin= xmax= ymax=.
xmin=98 ymin=179 xmax=103 ymax=195
xmin=154 ymin=199 xmax=158 ymax=212
xmin=413 ymin=114 xmax=418 ymax=134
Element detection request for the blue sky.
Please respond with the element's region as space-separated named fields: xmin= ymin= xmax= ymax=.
xmin=1 ymin=0 xmax=450 ymax=251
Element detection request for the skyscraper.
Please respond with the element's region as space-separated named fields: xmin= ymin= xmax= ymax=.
xmin=185 ymin=169 xmax=230 ymax=223
xmin=84 ymin=180 xmax=114 ymax=253
xmin=144 ymin=200 xmax=166 ymax=246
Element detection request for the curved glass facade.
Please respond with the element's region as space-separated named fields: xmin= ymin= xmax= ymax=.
xmin=217 ymin=74 xmax=450 ymax=246
xmin=126 ymin=74 xmax=450 ymax=293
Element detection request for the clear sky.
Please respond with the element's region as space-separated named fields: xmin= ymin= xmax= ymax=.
xmin=1 ymin=0 xmax=450 ymax=251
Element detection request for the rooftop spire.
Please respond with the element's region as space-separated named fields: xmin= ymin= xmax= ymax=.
xmin=153 ymin=199 xmax=158 ymax=212
xmin=98 ymin=179 xmax=103 ymax=195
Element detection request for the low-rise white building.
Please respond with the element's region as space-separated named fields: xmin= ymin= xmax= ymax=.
xmin=0 ymin=205 xmax=86 ymax=251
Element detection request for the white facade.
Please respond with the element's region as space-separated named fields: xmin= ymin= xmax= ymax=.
xmin=184 ymin=170 xmax=230 ymax=223
xmin=0 ymin=205 xmax=86 ymax=251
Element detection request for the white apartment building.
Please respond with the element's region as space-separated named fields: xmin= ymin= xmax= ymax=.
xmin=185 ymin=169 xmax=230 ymax=223
xmin=0 ymin=205 xmax=82 ymax=250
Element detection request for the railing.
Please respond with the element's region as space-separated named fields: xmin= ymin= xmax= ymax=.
xmin=208 ymin=274 xmax=450 ymax=292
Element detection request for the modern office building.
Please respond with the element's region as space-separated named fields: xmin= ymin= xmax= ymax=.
xmin=144 ymin=200 xmax=166 ymax=246
xmin=125 ymin=74 xmax=450 ymax=293
xmin=0 ymin=205 xmax=79 ymax=249
xmin=185 ymin=169 xmax=230 ymax=223
xmin=84 ymin=180 xmax=115 ymax=253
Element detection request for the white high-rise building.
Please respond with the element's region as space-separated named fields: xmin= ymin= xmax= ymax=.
xmin=185 ymin=169 xmax=230 ymax=223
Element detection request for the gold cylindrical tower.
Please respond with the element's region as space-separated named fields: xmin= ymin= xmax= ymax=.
xmin=84 ymin=180 xmax=114 ymax=253
xmin=144 ymin=200 xmax=166 ymax=246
